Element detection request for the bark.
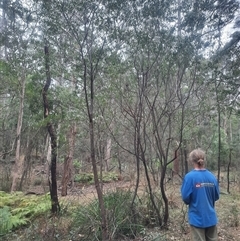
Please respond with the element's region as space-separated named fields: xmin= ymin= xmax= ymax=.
xmin=19 ymin=138 xmax=35 ymax=190
xmin=43 ymin=44 xmax=60 ymax=214
xmin=184 ymin=144 xmax=188 ymax=175
xmin=1 ymin=0 xmax=8 ymax=59
xmin=227 ymin=149 xmax=232 ymax=193
xmin=83 ymin=59 xmax=108 ymax=239
xmin=76 ymin=38 xmax=108 ymax=236
xmin=173 ymin=150 xmax=180 ymax=176
xmin=104 ymin=119 xmax=114 ymax=172
xmin=217 ymin=95 xmax=221 ymax=182
xmin=227 ymin=121 xmax=232 ymax=193
xmin=90 ymin=120 xmax=108 ymax=240
xmin=142 ymin=147 xmax=162 ymax=227
xmin=160 ymin=165 xmax=168 ymax=227
xmin=61 ymin=123 xmax=77 ymax=196
xmin=11 ymin=74 xmax=26 ymax=192
xmin=105 ymin=135 xmax=112 ymax=172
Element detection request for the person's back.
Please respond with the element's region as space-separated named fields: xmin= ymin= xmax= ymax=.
xmin=181 ymin=148 xmax=219 ymax=241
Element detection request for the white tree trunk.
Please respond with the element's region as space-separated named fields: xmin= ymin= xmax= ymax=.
xmin=105 ymin=137 xmax=112 ymax=172
xmin=11 ymin=75 xmax=26 ymax=192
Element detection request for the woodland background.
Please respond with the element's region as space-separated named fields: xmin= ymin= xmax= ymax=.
xmin=0 ymin=0 xmax=240 ymax=240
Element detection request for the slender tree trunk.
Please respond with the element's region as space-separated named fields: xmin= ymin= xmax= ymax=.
xmin=142 ymin=148 xmax=162 ymax=227
xmin=227 ymin=149 xmax=232 ymax=193
xmin=117 ymin=147 xmax=122 ymax=176
xmin=173 ymin=150 xmax=179 ymax=176
xmin=43 ymin=44 xmax=60 ymax=214
xmin=214 ymin=79 xmax=221 ymax=182
xmin=227 ymin=120 xmax=233 ymax=193
xmin=46 ymin=135 xmax=51 ymax=191
xmin=1 ymin=0 xmax=8 ymax=59
xmin=39 ymin=133 xmax=51 ymax=186
xmin=89 ymin=116 xmax=108 ymax=240
xmin=19 ymin=139 xmax=34 ymax=190
xmin=11 ymin=74 xmax=26 ymax=192
xmin=217 ymin=99 xmax=221 ymax=182
xmin=84 ymin=62 xmax=108 ymax=240
xmin=184 ymin=144 xmax=188 ymax=175
xmin=105 ymin=135 xmax=112 ymax=172
xmin=61 ymin=123 xmax=76 ymax=196
xmin=160 ymin=164 xmax=168 ymax=227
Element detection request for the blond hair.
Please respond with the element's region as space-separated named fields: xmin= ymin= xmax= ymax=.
xmin=189 ymin=148 xmax=205 ymax=167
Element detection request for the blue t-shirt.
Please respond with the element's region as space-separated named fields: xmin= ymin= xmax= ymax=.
xmin=181 ymin=169 xmax=219 ymax=228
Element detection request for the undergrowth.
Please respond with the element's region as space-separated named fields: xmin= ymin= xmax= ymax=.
xmin=74 ymin=171 xmax=119 ymax=184
xmin=71 ymin=190 xmax=145 ymax=240
xmin=0 ymin=191 xmax=51 ymax=236
xmin=2 ymin=184 xmax=239 ymax=241
xmin=69 ymin=189 xmax=179 ymax=240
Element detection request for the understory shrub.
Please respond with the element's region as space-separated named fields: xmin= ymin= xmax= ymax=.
xmin=141 ymin=190 xmax=164 ymax=227
xmin=0 ymin=206 xmax=11 ymax=235
xmin=0 ymin=191 xmax=51 ymax=235
xmin=71 ymin=190 xmax=144 ymax=240
xmin=74 ymin=172 xmax=119 ymax=184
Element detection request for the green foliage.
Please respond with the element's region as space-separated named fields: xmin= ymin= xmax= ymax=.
xmin=74 ymin=172 xmax=119 ymax=184
xmin=73 ymin=159 xmax=81 ymax=171
xmin=0 ymin=206 xmax=15 ymax=235
xmin=71 ymin=190 xmax=144 ymax=240
xmin=140 ymin=190 xmax=163 ymax=227
xmin=0 ymin=60 xmax=18 ymax=86
xmin=0 ymin=191 xmax=51 ymax=235
xmin=0 ymin=172 xmax=11 ymax=192
xmin=0 ymin=206 xmax=28 ymax=235
xmin=25 ymin=78 xmax=44 ymax=119
xmin=208 ymin=126 xmax=230 ymax=169
xmin=74 ymin=172 xmax=94 ymax=183
xmin=101 ymin=172 xmax=119 ymax=183
xmin=229 ymin=204 xmax=239 ymax=227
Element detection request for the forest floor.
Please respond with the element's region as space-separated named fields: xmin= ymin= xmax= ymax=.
xmin=2 ymin=163 xmax=240 ymax=241
xmin=25 ymin=175 xmax=240 ymax=241
xmin=63 ymin=180 xmax=240 ymax=241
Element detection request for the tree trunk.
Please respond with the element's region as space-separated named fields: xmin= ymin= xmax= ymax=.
xmin=105 ymin=136 xmax=112 ymax=172
xmin=1 ymin=0 xmax=8 ymax=59
xmin=142 ymin=149 xmax=162 ymax=227
xmin=184 ymin=146 xmax=188 ymax=175
xmin=61 ymin=123 xmax=77 ymax=196
xmin=83 ymin=59 xmax=108 ymax=239
xmin=183 ymin=139 xmax=188 ymax=175
xmin=160 ymin=164 xmax=168 ymax=227
xmin=43 ymin=44 xmax=60 ymax=214
xmin=11 ymin=74 xmax=26 ymax=192
xmin=217 ymin=98 xmax=221 ymax=182
xmin=227 ymin=149 xmax=232 ymax=194
xmin=19 ymin=138 xmax=35 ymax=190
xmin=173 ymin=150 xmax=180 ymax=176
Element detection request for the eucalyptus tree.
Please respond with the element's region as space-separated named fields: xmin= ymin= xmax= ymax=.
xmin=37 ymin=0 xmax=127 ymax=237
xmin=0 ymin=0 xmax=43 ymax=192
xmin=107 ymin=0 xmax=240 ymax=227
xmin=204 ymin=11 xmax=240 ymax=184
xmin=0 ymin=61 xmax=18 ymax=160
xmin=38 ymin=0 xmax=85 ymax=212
